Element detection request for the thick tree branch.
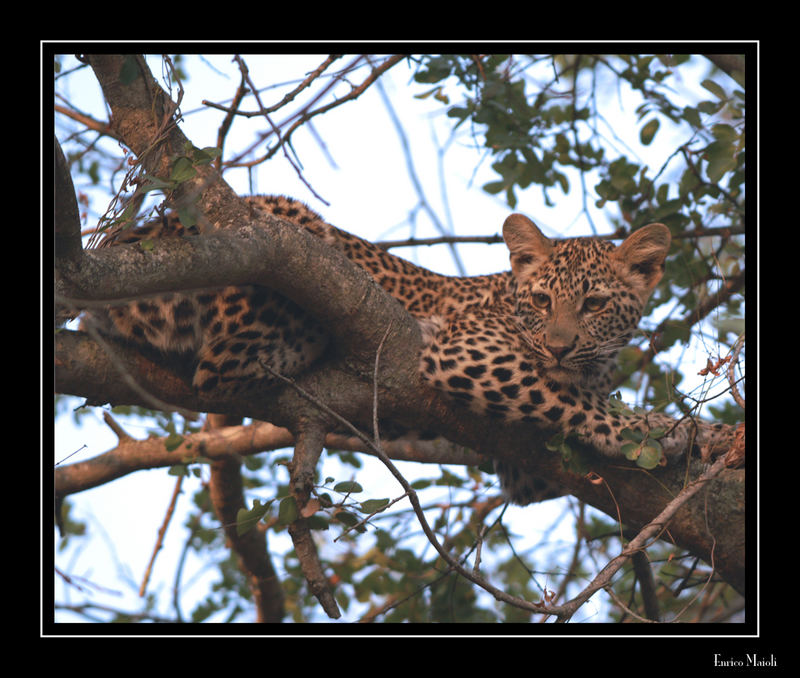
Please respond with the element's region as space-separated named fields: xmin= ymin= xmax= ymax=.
xmin=206 ymin=412 xmax=285 ymax=623
xmin=56 ymin=325 xmax=745 ymax=595
xmin=56 ymin=200 xmax=420 ymax=376
xmin=55 ymin=331 xmax=483 ymax=498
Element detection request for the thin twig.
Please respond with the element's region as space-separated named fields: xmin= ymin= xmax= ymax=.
xmin=139 ymin=474 xmax=184 ymax=598
xmin=373 ymin=71 xmax=465 ymax=274
xmin=233 ymin=55 xmax=329 ymax=205
xmin=202 ymin=55 xmax=343 ymax=118
xmin=376 ymin=225 xmax=743 ymax=251
xmin=727 ymin=332 xmax=745 ymax=410
xmin=552 ymin=454 xmax=729 ymax=622
xmin=213 ymin=68 xmax=249 ymax=172
xmin=260 ymin=55 xmax=406 ymax=166
xmin=262 ymin=362 xmax=556 ymax=616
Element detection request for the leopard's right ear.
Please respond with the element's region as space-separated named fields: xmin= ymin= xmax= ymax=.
xmin=502 ymin=214 xmax=553 ymax=280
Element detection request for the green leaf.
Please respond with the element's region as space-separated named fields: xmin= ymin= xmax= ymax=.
xmin=711 ymin=123 xmax=738 ymax=143
xmin=333 ymin=481 xmax=363 ymax=494
xmin=435 ymin=469 xmax=465 ymax=487
xmin=87 ymin=160 xmax=101 ymax=185
xmin=177 ymin=207 xmax=198 ymax=228
xmin=446 ymin=106 xmax=470 ymax=122
xmin=636 ymin=443 xmax=663 ymax=469
xmin=620 ymin=428 xmax=643 ymax=442
xmin=413 ymin=56 xmax=456 ymax=83
xmin=334 ymin=510 xmax=365 ymax=532
xmin=714 ymin=317 xmax=745 ymax=337
xmin=659 ymin=319 xmax=692 ymax=348
xmin=359 ymin=498 xmax=390 ymax=514
xmin=701 ymin=79 xmax=727 ymax=101
xmin=705 ymin=148 xmax=738 ymax=183
xmin=682 ymin=105 xmax=702 ymax=129
xmin=278 ymin=496 xmax=299 ymax=525
xmin=236 ymin=499 xmax=271 ymax=536
xmin=306 ymin=515 xmax=329 ymax=531
xmin=483 ymin=180 xmax=506 ymax=195
xmin=140 ymin=176 xmax=173 ymax=195
xmin=164 ymin=432 xmax=184 ymax=452
xmin=621 ymin=442 xmax=641 ymax=461
xmin=119 ymin=56 xmax=140 ymax=85
xmin=191 ymin=146 xmax=222 ymax=166
xmin=639 ymin=118 xmax=660 ymax=146
xmin=545 ymin=432 xmax=566 ymax=452
xmin=554 ymin=171 xmax=569 ymax=195
xmin=608 ymin=393 xmax=636 ymax=416
xmin=334 ymin=510 xmax=358 ymax=525
xmin=652 ymin=199 xmax=684 ymax=221
xmin=170 ymin=156 xmax=197 ymax=183
xmin=243 ymin=455 xmax=264 ymax=471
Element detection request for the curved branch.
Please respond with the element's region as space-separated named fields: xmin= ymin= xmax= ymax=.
xmin=56 ymin=205 xmax=419 ymax=374
xmin=206 ymin=413 xmax=285 ymax=623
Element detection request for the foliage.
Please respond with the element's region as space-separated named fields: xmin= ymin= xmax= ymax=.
xmin=413 ymin=55 xmax=744 ymax=228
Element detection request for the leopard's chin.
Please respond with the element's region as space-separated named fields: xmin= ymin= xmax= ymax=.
xmin=540 ymin=365 xmax=582 ymax=385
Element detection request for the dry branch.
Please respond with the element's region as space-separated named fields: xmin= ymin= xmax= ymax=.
xmin=206 ymin=413 xmax=285 ymax=623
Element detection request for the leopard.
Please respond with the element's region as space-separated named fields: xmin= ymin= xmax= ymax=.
xmin=86 ymin=194 xmax=738 ymax=504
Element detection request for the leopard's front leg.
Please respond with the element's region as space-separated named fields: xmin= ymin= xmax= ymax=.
xmin=418 ymin=314 xmax=741 ymax=469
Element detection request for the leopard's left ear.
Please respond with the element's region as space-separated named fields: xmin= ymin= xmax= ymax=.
xmin=503 ymin=213 xmax=553 ymax=280
xmin=613 ymin=223 xmax=671 ymax=300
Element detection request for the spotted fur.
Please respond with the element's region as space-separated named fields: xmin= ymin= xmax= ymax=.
xmin=87 ymin=195 xmax=737 ymax=504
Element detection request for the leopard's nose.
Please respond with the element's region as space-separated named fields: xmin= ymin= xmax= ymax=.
xmin=545 ymin=336 xmax=576 ymax=361
xmin=547 ymin=344 xmax=571 ymax=360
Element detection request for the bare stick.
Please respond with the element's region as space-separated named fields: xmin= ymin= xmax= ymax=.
xmin=139 ymin=475 xmax=184 ymax=598
xmin=552 ymin=454 xmax=729 ymax=622
xmin=727 ymin=332 xmax=745 ymax=410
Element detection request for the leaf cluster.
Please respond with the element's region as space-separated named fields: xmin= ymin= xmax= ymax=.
xmin=413 ymin=54 xmax=745 ymax=238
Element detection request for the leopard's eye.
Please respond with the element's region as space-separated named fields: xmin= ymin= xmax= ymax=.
xmin=531 ymin=293 xmax=551 ymax=311
xmin=582 ymin=296 xmax=608 ymax=313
